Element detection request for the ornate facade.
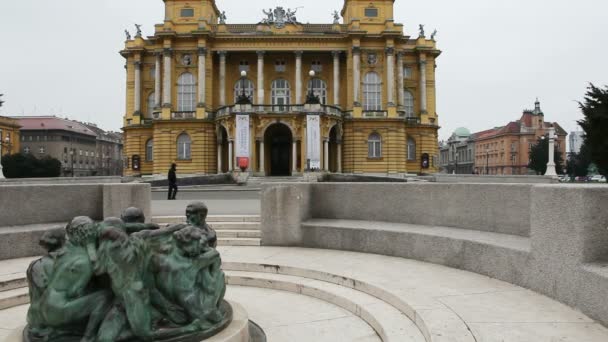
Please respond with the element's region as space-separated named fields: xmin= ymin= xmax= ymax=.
xmin=122 ymin=0 xmax=441 ymax=176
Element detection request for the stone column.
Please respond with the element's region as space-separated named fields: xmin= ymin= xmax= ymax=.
xmin=162 ymin=48 xmax=172 ymax=107
xmin=353 ymin=47 xmax=361 ymax=106
xmin=337 ymin=140 xmax=342 ymax=173
xmin=217 ymin=143 xmax=222 ymax=174
xmin=259 ymin=141 xmax=265 ymax=174
xmin=397 ymin=52 xmax=405 ymax=108
xmin=134 ymin=61 xmax=142 ymax=115
xmin=228 ymin=140 xmax=233 ymax=171
xmin=332 ymin=51 xmax=341 ymax=106
xmin=198 ymin=47 xmax=207 ymax=107
xmin=419 ymin=58 xmax=427 ymax=114
xmin=292 ymin=141 xmax=297 ymax=173
xmin=324 ymin=139 xmax=329 ymax=171
xmin=218 ymin=51 xmax=227 ymax=106
xmin=154 ymin=54 xmax=162 ymax=108
xmin=295 ymin=51 xmax=303 ymax=104
xmin=546 ymin=127 xmax=557 ymax=176
xmin=386 ymin=47 xmax=395 ymax=106
xmin=257 ymin=51 xmax=265 ymax=104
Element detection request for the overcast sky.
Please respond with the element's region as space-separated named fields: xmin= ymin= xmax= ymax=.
xmin=0 ymin=0 xmax=606 ymax=141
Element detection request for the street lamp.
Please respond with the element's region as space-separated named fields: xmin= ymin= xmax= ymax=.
xmin=306 ymin=70 xmax=320 ymax=104
xmin=235 ymin=70 xmax=252 ymax=105
xmin=485 ymin=145 xmax=489 ymax=175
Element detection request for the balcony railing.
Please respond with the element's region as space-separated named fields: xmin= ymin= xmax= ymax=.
xmin=362 ymin=110 xmax=388 ymax=118
xmin=172 ymin=111 xmax=196 ymax=119
xmin=405 ymin=117 xmax=421 ymax=125
xmin=215 ymin=104 xmax=343 ymax=117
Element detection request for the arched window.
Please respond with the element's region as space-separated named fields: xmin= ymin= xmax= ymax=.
xmin=363 ymin=72 xmax=382 ymax=111
xmin=368 ymin=133 xmax=382 ymax=158
xmin=147 ymin=92 xmax=156 ymax=118
xmin=307 ymin=78 xmax=328 ymax=104
xmin=404 ymin=91 xmax=414 ymax=117
xmin=407 ymin=137 xmax=416 ymax=161
xmin=177 ymin=73 xmax=196 ymax=112
xmin=177 ymin=133 xmax=191 ymax=160
xmin=271 ymin=79 xmax=291 ymax=111
xmin=234 ymin=79 xmax=255 ymax=103
xmin=145 ymin=139 xmax=154 ymax=161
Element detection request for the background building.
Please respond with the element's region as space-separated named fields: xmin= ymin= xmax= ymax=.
xmin=15 ymin=116 xmax=123 ymax=177
xmin=122 ymin=0 xmax=441 ymax=176
xmin=472 ymin=100 xmax=567 ymax=175
xmin=81 ymin=122 xmax=124 ymax=176
xmin=569 ymin=131 xmax=584 ymax=155
xmin=0 ymin=116 xmax=20 ymax=156
xmin=438 ymin=127 xmax=475 ymax=174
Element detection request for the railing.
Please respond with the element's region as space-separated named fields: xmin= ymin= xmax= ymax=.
xmin=214 ymin=104 xmax=344 ymax=117
xmin=405 ymin=117 xmax=421 ymax=125
xmin=362 ymin=110 xmax=388 ymax=118
xmin=141 ymin=119 xmax=154 ymax=125
xmin=172 ymin=111 xmax=196 ymax=119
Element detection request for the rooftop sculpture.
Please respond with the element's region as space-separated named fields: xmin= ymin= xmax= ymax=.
xmin=24 ymin=204 xmax=229 ymax=342
xmin=261 ymin=7 xmax=299 ymax=28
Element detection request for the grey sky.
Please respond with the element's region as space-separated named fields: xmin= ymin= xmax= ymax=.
xmin=0 ymin=0 xmax=606 ymax=142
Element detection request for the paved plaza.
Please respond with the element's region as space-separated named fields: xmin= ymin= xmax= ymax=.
xmin=151 ymin=189 xmax=260 ymax=216
xmin=3 ymin=247 xmax=608 ymax=341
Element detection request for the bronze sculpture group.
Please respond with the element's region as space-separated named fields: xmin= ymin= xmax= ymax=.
xmin=25 ymin=202 xmax=228 ymax=342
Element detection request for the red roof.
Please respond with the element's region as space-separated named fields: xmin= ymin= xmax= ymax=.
xmin=13 ymin=116 xmax=97 ymax=137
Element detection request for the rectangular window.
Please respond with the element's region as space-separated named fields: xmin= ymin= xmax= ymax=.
xmin=181 ymin=8 xmax=194 ymax=17
xmin=275 ymin=60 xmax=286 ymax=72
xmin=404 ymin=67 xmax=413 ymax=79
xmin=365 ymin=8 xmax=378 ymax=17
xmin=150 ymin=66 xmax=156 ymax=79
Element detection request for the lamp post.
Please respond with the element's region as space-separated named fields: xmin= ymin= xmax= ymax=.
xmin=235 ymin=70 xmax=251 ymax=105
xmin=306 ymin=70 xmax=320 ymax=104
xmin=485 ymin=146 xmax=489 ymax=175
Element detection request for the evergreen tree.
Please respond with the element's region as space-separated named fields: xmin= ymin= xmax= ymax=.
xmin=528 ymin=137 xmax=564 ymax=175
xmin=578 ymin=84 xmax=608 ymax=181
xmin=1 ymin=153 xmax=62 ymax=178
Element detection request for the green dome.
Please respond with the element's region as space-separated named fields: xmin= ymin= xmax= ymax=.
xmin=453 ymin=127 xmax=471 ymax=137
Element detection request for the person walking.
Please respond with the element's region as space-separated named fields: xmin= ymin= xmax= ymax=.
xmin=168 ymin=163 xmax=178 ymax=200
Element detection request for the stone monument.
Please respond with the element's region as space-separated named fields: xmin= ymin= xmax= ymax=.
xmin=23 ymin=203 xmax=231 ymax=342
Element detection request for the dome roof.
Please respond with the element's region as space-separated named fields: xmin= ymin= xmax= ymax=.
xmin=453 ymin=127 xmax=471 ymax=137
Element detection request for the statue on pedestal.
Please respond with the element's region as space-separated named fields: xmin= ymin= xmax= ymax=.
xmin=24 ymin=203 xmax=230 ymax=342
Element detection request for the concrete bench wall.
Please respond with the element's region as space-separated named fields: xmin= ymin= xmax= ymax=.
xmin=310 ymin=183 xmax=532 ymax=237
xmin=0 ymin=183 xmax=151 ymax=260
xmin=260 ymin=183 xmax=608 ymax=326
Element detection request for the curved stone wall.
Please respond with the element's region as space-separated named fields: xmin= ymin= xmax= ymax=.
xmin=260 ymin=182 xmax=608 ymax=326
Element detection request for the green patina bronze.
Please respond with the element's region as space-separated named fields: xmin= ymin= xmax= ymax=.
xmin=24 ymin=203 xmax=229 ymax=342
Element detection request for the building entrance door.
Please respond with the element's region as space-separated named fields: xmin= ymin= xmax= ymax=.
xmin=264 ymin=123 xmax=292 ymax=176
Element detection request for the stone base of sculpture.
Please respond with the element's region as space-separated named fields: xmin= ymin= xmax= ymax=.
xmin=22 ymin=301 xmax=233 ymax=342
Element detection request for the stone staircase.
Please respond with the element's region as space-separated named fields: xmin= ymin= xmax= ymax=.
xmin=246 ymin=176 xmax=309 ymax=185
xmin=152 ymin=215 xmax=261 ymax=247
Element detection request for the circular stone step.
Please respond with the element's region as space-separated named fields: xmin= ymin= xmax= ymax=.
xmin=5 ymin=301 xmax=252 ymax=342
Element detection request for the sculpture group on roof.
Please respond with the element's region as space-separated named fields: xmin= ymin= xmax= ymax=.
xmin=261 ymin=7 xmax=299 ymax=28
xmin=25 ymin=202 xmax=228 ymax=342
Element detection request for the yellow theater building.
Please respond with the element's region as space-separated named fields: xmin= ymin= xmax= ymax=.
xmin=122 ymin=0 xmax=441 ymax=176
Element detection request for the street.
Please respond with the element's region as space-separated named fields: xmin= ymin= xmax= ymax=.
xmin=151 ymin=190 xmax=261 ymax=216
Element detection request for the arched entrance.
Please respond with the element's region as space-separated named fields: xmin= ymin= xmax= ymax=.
xmin=218 ymin=126 xmax=229 ymax=173
xmin=328 ymin=125 xmax=339 ymax=172
xmin=264 ymin=123 xmax=292 ymax=176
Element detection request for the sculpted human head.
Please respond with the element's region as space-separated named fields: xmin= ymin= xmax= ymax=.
xmin=66 ymin=216 xmax=96 ymax=247
xmin=186 ymin=202 xmax=208 ymax=227
xmin=39 ymin=228 xmax=66 ymax=253
xmin=121 ymin=207 xmax=145 ymax=224
xmin=174 ymin=226 xmax=204 ymax=257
